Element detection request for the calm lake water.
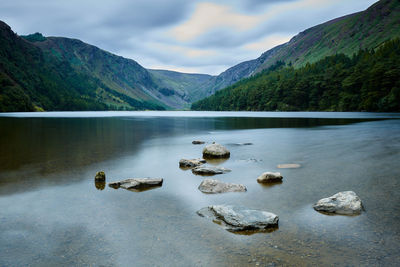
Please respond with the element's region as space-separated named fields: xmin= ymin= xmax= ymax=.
xmin=1 ymin=111 xmax=400 ymax=266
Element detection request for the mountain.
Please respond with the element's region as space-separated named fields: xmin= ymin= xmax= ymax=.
xmin=192 ymin=38 xmax=400 ymax=112
xmin=148 ymin=69 xmax=212 ymax=108
xmin=199 ymin=0 xmax=400 ymax=96
xmin=22 ymin=34 xmax=214 ymax=110
xmin=0 ymin=20 xmax=214 ymax=111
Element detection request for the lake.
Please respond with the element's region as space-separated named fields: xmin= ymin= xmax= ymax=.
xmin=1 ymin=111 xmax=400 ymax=266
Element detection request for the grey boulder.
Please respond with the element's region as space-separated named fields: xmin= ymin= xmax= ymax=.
xmin=257 ymin=172 xmax=283 ymax=183
xmin=179 ymin=158 xmax=206 ymax=168
xmin=192 ymin=166 xmax=231 ymax=176
xmin=109 ymin=178 xmax=163 ymax=190
xmin=202 ymin=143 xmax=230 ymax=158
xmin=197 ymin=205 xmax=279 ymax=232
xmin=198 ymin=179 xmax=246 ymax=193
xmin=313 ymin=191 xmax=363 ymax=215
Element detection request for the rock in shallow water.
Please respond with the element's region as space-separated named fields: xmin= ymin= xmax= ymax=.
xmin=198 ymin=179 xmax=246 ymax=193
xmin=313 ymin=191 xmax=363 ymax=215
xmin=109 ymin=178 xmax=163 ymax=191
xmin=192 ymin=166 xmax=231 ymax=176
xmin=202 ymin=143 xmax=230 ymax=158
xmin=192 ymin=140 xmax=205 ymax=145
xmin=197 ymin=205 xmax=279 ymax=232
xmin=95 ymin=171 xmax=106 ymax=181
xmin=179 ymin=158 xmax=206 ymax=168
xmin=277 ymin=164 xmax=301 ymax=169
xmin=257 ymin=172 xmax=283 ymax=183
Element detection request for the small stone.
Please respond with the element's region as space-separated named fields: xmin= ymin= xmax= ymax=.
xmin=203 ymin=143 xmax=230 ymax=158
xmin=179 ymin=158 xmax=206 ymax=168
xmin=257 ymin=172 xmax=283 ymax=183
xmin=192 ymin=140 xmax=205 ymax=144
xmin=95 ymin=171 xmax=106 ymax=181
xmin=313 ymin=191 xmax=363 ymax=215
xmin=198 ymin=179 xmax=246 ymax=193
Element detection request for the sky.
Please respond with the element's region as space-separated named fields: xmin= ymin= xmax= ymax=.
xmin=0 ymin=0 xmax=377 ymax=75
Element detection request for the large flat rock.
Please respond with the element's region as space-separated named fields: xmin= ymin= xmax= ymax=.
xmin=198 ymin=179 xmax=246 ymax=193
xmin=109 ymin=178 xmax=163 ymax=191
xmin=313 ymin=191 xmax=363 ymax=215
xmin=192 ymin=166 xmax=231 ymax=176
xmin=197 ymin=205 xmax=279 ymax=232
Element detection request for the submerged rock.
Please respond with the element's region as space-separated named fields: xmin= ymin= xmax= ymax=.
xmin=313 ymin=191 xmax=363 ymax=215
xmin=197 ymin=205 xmax=279 ymax=232
xmin=192 ymin=166 xmax=231 ymax=176
xmin=95 ymin=171 xmax=106 ymax=181
xmin=277 ymin=164 xmax=301 ymax=169
xmin=109 ymin=178 xmax=163 ymax=191
xmin=179 ymin=158 xmax=206 ymax=168
xmin=257 ymin=172 xmax=283 ymax=183
xmin=234 ymin=142 xmax=253 ymax=146
xmin=198 ymin=179 xmax=246 ymax=193
xmin=203 ymin=143 xmax=230 ymax=158
xmin=192 ymin=140 xmax=205 ymax=145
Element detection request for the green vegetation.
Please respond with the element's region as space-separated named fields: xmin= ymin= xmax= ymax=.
xmin=0 ymin=21 xmax=164 ymax=112
xmin=192 ymin=38 xmax=400 ymax=112
xmin=255 ymin=0 xmax=400 ymax=73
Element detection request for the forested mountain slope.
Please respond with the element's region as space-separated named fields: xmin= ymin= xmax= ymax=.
xmin=192 ymin=38 xmax=400 ymax=112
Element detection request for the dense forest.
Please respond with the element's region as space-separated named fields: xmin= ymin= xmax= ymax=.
xmin=192 ymin=38 xmax=400 ymax=112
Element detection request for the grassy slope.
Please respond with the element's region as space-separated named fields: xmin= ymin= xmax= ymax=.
xmin=256 ymin=0 xmax=400 ymax=72
xmin=0 ymin=22 xmax=165 ymax=111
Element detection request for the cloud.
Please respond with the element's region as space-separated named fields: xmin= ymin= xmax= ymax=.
xmin=170 ymin=2 xmax=263 ymax=42
xmin=243 ymin=34 xmax=293 ymax=51
xmin=0 ymin=0 xmax=378 ymax=75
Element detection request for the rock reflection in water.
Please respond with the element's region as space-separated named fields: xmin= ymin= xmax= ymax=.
xmin=94 ymin=181 xmax=106 ymax=190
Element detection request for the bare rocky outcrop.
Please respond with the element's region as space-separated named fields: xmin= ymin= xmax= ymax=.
xmin=313 ymin=191 xmax=363 ymax=215
xmin=197 ymin=205 xmax=279 ymax=232
xmin=198 ymin=179 xmax=246 ymax=193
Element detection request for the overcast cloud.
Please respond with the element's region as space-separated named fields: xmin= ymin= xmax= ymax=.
xmin=0 ymin=0 xmax=377 ymax=74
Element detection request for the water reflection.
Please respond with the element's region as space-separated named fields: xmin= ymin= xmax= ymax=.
xmin=1 ymin=113 xmax=399 ymax=266
xmin=94 ymin=181 xmax=106 ymax=190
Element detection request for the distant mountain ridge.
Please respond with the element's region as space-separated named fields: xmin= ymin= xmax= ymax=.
xmin=200 ymin=0 xmax=400 ymax=95
xmin=25 ymin=34 xmax=213 ymax=109
xmin=1 ymin=0 xmax=399 ymax=112
xmin=0 ymin=21 xmax=214 ymax=111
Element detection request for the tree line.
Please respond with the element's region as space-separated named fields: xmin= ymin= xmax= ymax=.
xmin=192 ymin=38 xmax=400 ymax=112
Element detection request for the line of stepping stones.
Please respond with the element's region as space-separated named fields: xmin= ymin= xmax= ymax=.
xmin=94 ymin=141 xmax=363 ymax=233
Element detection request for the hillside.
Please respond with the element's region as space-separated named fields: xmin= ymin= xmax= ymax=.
xmin=148 ymin=69 xmax=212 ymax=108
xmin=192 ymin=38 xmax=400 ymax=112
xmin=25 ymin=35 xmax=212 ymax=109
xmin=199 ymin=0 xmax=400 ymax=96
xmin=254 ymin=0 xmax=400 ymax=73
